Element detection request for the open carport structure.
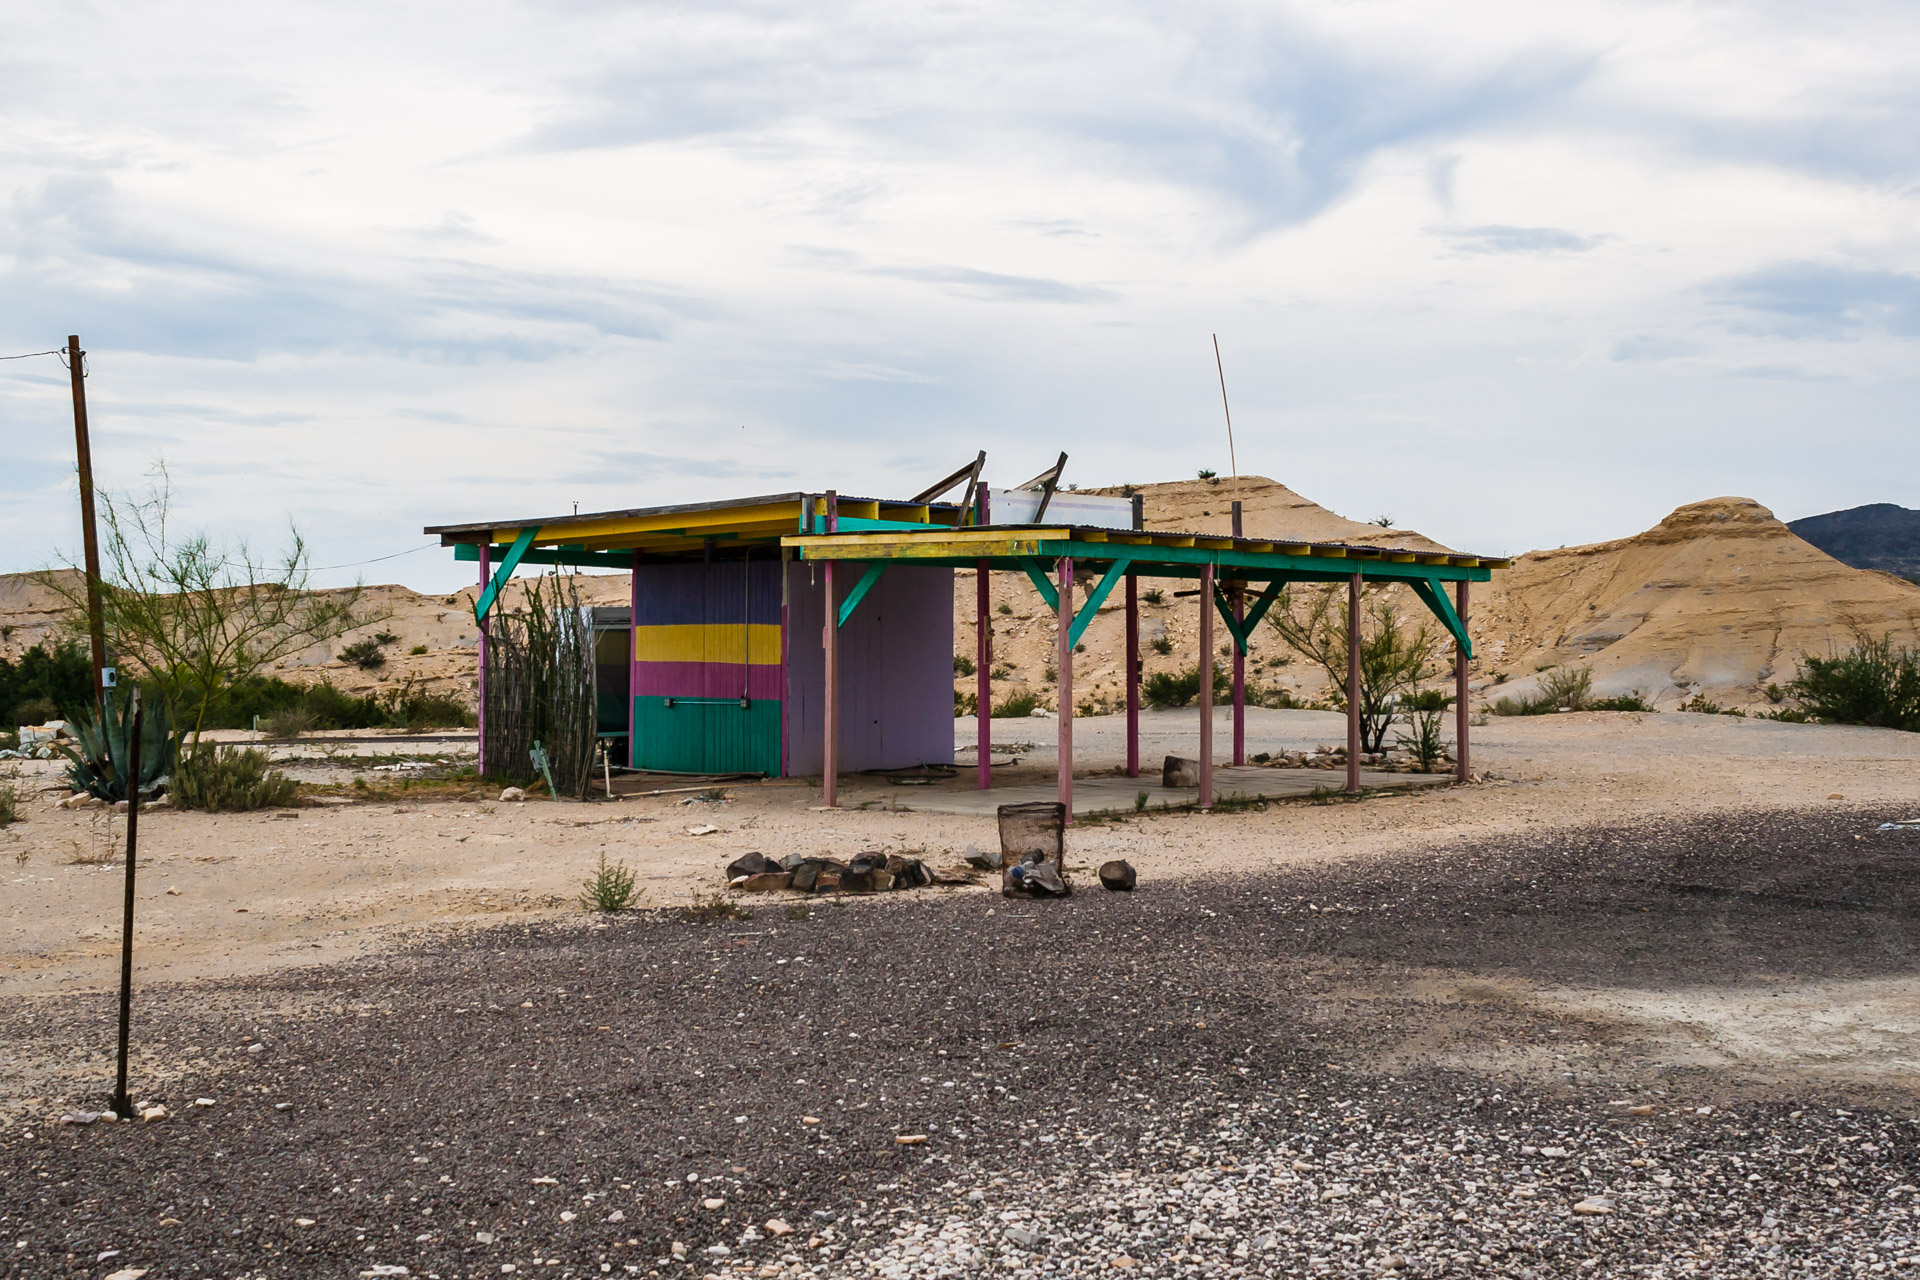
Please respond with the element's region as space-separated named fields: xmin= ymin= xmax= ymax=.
xmin=785 ymin=499 xmax=1508 ymax=814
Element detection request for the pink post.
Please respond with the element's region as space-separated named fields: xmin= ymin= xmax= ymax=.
xmin=1346 ymin=572 xmax=1362 ymax=793
xmin=476 ymin=540 xmax=490 ymax=777
xmin=1231 ymin=501 xmax=1245 ymax=767
xmin=1199 ymin=562 xmax=1214 ymax=810
xmin=821 ymin=491 xmax=839 ymax=808
xmin=1455 ymin=579 xmax=1471 ymax=783
xmin=976 ymin=560 xmax=992 ymax=790
xmin=629 ymin=548 xmax=641 ymax=773
xmin=1124 ymin=571 xmax=1139 ymax=778
xmin=1057 ymin=555 xmax=1074 ymax=822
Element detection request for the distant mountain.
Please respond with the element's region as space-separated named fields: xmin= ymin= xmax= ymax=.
xmin=1788 ymin=503 xmax=1920 ymax=582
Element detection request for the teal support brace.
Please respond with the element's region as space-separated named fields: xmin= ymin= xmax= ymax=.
xmin=454 ymin=542 xmax=632 ymax=570
xmin=472 ymin=525 xmax=539 ymax=625
xmin=1214 ymin=580 xmax=1288 ymax=654
xmin=1408 ymin=576 xmax=1471 ymax=657
xmin=1067 ymin=557 xmax=1133 ymax=649
xmin=1017 ymin=558 xmax=1059 ymax=611
xmin=837 ymin=562 xmax=888 ymax=629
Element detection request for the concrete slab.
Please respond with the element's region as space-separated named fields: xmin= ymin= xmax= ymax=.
xmin=832 ymin=764 xmax=1451 ymax=818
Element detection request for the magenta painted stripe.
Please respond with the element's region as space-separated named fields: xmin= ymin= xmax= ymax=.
xmin=633 ymin=661 xmax=783 ymax=701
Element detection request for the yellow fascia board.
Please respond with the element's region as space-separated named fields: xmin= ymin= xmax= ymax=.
xmin=493 ymin=500 xmax=802 ymax=548
xmin=784 ymin=527 xmax=1067 ymax=550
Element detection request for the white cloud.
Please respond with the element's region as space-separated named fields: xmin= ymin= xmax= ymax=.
xmin=2 ymin=0 xmax=1919 ymax=587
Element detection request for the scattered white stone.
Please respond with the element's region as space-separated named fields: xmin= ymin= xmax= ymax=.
xmin=687 ymin=824 xmax=721 ymax=836
xmin=192 ymin=1098 xmax=215 ymax=1108
xmin=531 ymin=1176 xmax=559 ymax=1185
xmin=138 ymin=1105 xmax=167 ymax=1123
xmin=58 ymin=1112 xmax=101 ymax=1126
xmin=1539 ymin=1147 xmax=1570 ymax=1158
xmin=895 ymin=1134 xmax=928 ymax=1146
xmin=102 ymin=1270 xmax=148 ymax=1280
xmin=499 ymin=787 xmax=526 ymax=802
xmin=559 ymin=1211 xmax=576 ymax=1222
xmin=1572 ymin=1196 xmax=1615 ymax=1216
xmin=274 ymin=1102 xmax=293 ymax=1111
xmin=764 ymin=1218 xmax=793 ymax=1236
xmin=295 ymin=1218 xmax=316 ymax=1227
xmin=670 ymin=1241 xmax=688 ymax=1259
xmin=703 ymin=1197 xmax=726 ymax=1210
xmin=605 ymin=1210 xmax=625 ymax=1223
xmin=360 ymin=1268 xmax=410 ymax=1278
xmin=475 ymin=1231 xmax=495 ymax=1244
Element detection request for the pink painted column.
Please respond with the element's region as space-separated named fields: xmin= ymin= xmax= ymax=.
xmin=976 ymin=561 xmax=992 ymax=789
xmin=1346 ymin=572 xmax=1362 ymax=793
xmin=1230 ymin=501 xmax=1245 ymax=767
xmin=1057 ymin=555 xmax=1074 ymax=822
xmin=821 ymin=491 xmax=839 ymax=808
xmin=1199 ymin=562 xmax=1214 ymax=810
xmin=1455 ymin=579 xmax=1471 ymax=783
xmin=476 ymin=540 xmax=490 ymax=777
xmin=1124 ymin=571 xmax=1139 ymax=778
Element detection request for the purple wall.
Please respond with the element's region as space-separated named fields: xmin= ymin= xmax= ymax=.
xmin=785 ymin=561 xmax=955 ymax=775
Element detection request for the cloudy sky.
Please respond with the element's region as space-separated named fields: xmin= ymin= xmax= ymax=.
xmin=3 ymin=0 xmax=1917 ymax=590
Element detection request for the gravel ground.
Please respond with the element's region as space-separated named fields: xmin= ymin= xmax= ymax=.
xmin=5 ymin=806 xmax=1920 ymax=1279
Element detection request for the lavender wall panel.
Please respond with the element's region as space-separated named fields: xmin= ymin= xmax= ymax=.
xmin=785 ymin=561 xmax=954 ymax=775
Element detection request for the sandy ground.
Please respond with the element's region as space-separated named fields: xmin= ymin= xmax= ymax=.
xmin=4 ymin=708 xmax=1920 ymax=1100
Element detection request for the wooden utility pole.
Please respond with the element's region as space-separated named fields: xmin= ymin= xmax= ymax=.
xmin=68 ymin=335 xmax=109 ymax=717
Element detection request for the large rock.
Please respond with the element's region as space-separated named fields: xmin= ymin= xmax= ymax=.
xmin=739 ymin=872 xmax=793 ymax=892
xmin=727 ymin=852 xmax=778 ymax=880
xmin=1162 ymin=756 xmax=1200 ymax=788
xmin=1099 ymin=860 xmax=1137 ymax=892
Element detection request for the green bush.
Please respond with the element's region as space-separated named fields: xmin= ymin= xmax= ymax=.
xmin=339 ymin=639 xmax=386 ymax=669
xmin=409 ymin=644 xmax=429 ymax=656
xmin=579 ymin=852 xmax=640 ymax=912
xmin=1587 ymin=693 xmax=1652 ymax=712
xmin=953 ymin=653 xmax=975 ymax=677
xmin=1537 ymin=665 xmax=1593 ymax=710
xmin=1396 ymin=688 xmax=1454 ymax=772
xmin=58 ymin=692 xmax=178 ymax=802
xmin=0 ymin=640 xmax=91 ymax=729
xmin=1142 ymin=589 xmax=1165 ymax=605
xmin=1788 ymin=635 xmax=1920 ymax=731
xmin=1143 ymin=664 xmax=1231 ymax=709
xmin=1678 ymin=693 xmax=1744 ymax=717
xmin=262 ymin=707 xmax=313 ymax=739
xmin=0 ymin=775 xmax=19 ymax=826
xmin=1150 ymin=636 xmax=1174 ymax=655
xmin=172 ymin=743 xmax=299 ymax=811
xmin=992 ymin=690 xmax=1041 ymax=718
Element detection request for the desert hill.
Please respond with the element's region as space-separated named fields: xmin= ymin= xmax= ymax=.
xmin=1473 ymin=497 xmax=1920 ymax=708
xmin=1788 ymin=503 xmax=1920 ymax=583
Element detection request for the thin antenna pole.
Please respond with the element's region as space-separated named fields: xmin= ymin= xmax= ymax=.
xmin=1212 ymin=334 xmax=1238 ymax=480
xmin=110 ymin=686 xmax=143 ymax=1120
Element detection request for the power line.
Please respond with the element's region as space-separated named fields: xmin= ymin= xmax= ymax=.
xmin=307 ymin=544 xmax=435 ymax=572
xmin=0 ymin=349 xmax=64 ymax=361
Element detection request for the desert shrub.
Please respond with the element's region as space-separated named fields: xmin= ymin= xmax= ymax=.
xmin=579 ymin=852 xmax=639 ymax=912
xmin=1266 ymin=585 xmax=1444 ymax=752
xmin=953 ymin=653 xmax=975 ymax=677
xmin=1765 ymin=682 xmax=1786 ymax=704
xmin=58 ymin=692 xmax=178 ymax=802
xmin=262 ymin=707 xmax=313 ymax=740
xmin=1678 ymin=693 xmax=1744 ymax=717
xmin=1536 ymin=665 xmax=1593 ymax=710
xmin=172 ymin=743 xmax=298 ymax=811
xmin=1587 ymin=693 xmax=1652 ymax=712
xmin=996 ymin=603 xmax=1013 ymax=616
xmin=372 ymin=630 xmax=399 ymax=646
xmin=1396 ymin=689 xmax=1454 ymax=772
xmin=0 ymin=640 xmax=95 ymax=730
xmin=1150 ymin=636 xmax=1174 ymax=655
xmin=377 ymin=679 xmax=473 ymax=731
xmin=1144 ymin=664 xmax=1231 ymax=709
xmin=954 ymin=689 xmax=977 ymax=717
xmin=1142 ymin=588 xmax=1165 ymax=605
xmin=0 ymin=775 xmax=19 ymax=826
xmin=992 ymin=690 xmax=1041 ymax=718
xmin=1043 ymin=665 xmax=1057 ymax=684
xmin=1197 ymin=469 xmax=1217 ymax=481
xmin=1788 ymin=635 xmax=1920 ymax=731
xmin=681 ymin=894 xmax=752 ymax=924
xmin=409 ymin=644 xmax=429 ymax=656
xmin=1760 ymin=707 xmax=1812 ymax=723
xmin=339 ymin=639 xmax=386 ymax=670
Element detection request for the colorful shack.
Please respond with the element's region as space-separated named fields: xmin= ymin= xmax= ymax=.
xmin=426 ymin=491 xmax=995 ymax=778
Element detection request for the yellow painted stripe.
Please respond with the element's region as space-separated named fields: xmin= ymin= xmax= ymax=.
xmin=633 ymin=624 xmax=782 ymax=665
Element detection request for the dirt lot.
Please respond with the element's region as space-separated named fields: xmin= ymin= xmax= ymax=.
xmin=4 ymin=711 xmax=1920 ymax=1277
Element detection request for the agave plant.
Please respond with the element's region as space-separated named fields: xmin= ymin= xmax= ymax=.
xmin=56 ymin=691 xmax=178 ymax=802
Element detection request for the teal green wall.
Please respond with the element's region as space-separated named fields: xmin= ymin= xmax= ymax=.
xmin=631 ymin=696 xmax=782 ymax=776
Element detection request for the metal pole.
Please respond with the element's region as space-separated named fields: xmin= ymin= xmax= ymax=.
xmin=976 ymin=560 xmax=992 ymax=790
xmin=631 ymin=548 xmax=642 ymax=773
xmin=1199 ymin=562 xmax=1214 ymax=810
xmin=1231 ymin=501 xmax=1245 ymax=767
xmin=1346 ymin=572 xmax=1362 ymax=793
xmin=1057 ymin=555 xmax=1074 ymax=822
xmin=1455 ymin=580 xmax=1471 ymax=783
xmin=68 ymin=336 xmax=109 ymax=719
xmin=821 ymin=492 xmax=839 ymax=808
xmin=109 ymin=687 xmax=143 ymax=1120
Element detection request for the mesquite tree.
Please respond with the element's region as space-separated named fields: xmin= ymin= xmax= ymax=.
xmin=1265 ymin=584 xmax=1444 ymax=752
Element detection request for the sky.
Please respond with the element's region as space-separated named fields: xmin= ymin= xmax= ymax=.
xmin=3 ymin=0 xmax=1918 ymax=591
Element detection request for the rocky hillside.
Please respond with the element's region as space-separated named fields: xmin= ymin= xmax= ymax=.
xmin=1788 ymin=503 xmax=1920 ymax=583
xmin=1474 ymin=498 xmax=1920 ymax=709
